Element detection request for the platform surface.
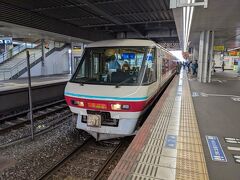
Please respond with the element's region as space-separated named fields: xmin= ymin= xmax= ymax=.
xmin=0 ymin=74 xmax=70 ymax=92
xmin=189 ymin=70 xmax=240 ymax=180
xmin=109 ymin=71 xmax=209 ymax=180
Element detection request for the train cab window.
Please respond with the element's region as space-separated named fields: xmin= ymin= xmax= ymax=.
xmin=71 ymin=46 xmax=153 ymax=86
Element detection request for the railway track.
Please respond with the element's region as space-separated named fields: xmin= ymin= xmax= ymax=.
xmin=0 ymin=99 xmax=73 ymax=147
xmin=38 ymin=137 xmax=133 ymax=180
xmin=0 ymin=99 xmax=68 ymax=134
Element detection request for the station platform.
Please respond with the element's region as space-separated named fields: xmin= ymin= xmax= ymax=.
xmin=109 ymin=70 xmax=240 ymax=180
xmin=190 ymin=70 xmax=240 ymax=180
xmin=109 ymin=71 xmax=209 ymax=179
xmin=0 ymin=74 xmax=71 ymax=113
xmin=0 ymin=74 xmax=70 ymax=92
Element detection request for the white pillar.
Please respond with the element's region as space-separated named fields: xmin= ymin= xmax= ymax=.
xmin=208 ymin=31 xmax=214 ymax=82
xmin=202 ymin=30 xmax=210 ymax=83
xmin=198 ymin=31 xmax=204 ymax=82
xmin=197 ymin=30 xmax=214 ymax=83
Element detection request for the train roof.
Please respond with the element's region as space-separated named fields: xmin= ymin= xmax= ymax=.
xmin=87 ymin=39 xmax=157 ymax=48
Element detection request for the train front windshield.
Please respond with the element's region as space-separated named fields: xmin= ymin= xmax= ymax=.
xmin=71 ymin=47 xmax=156 ymax=86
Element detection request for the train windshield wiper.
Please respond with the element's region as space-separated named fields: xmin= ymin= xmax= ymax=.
xmin=72 ymin=77 xmax=90 ymax=86
xmin=115 ymin=77 xmax=134 ymax=88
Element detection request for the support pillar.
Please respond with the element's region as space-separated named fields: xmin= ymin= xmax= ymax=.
xmin=198 ymin=31 xmax=205 ymax=82
xmin=208 ymin=31 xmax=214 ymax=82
xmin=68 ymin=43 xmax=73 ymax=74
xmin=41 ymin=39 xmax=46 ymax=75
xmin=197 ymin=30 xmax=214 ymax=83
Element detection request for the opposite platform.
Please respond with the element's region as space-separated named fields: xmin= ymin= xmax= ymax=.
xmin=109 ymin=71 xmax=209 ymax=180
xmin=0 ymin=74 xmax=70 ymax=92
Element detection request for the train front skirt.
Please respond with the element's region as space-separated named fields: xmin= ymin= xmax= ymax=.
xmin=76 ymin=114 xmax=138 ymax=141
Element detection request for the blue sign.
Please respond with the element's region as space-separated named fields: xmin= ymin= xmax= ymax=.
xmin=122 ymin=53 xmax=135 ymax=59
xmin=165 ymin=134 xmax=177 ymax=149
xmin=4 ymin=39 xmax=12 ymax=45
xmin=206 ymin=135 xmax=227 ymax=162
xmin=0 ymin=38 xmax=12 ymax=45
xmin=146 ymin=53 xmax=153 ymax=61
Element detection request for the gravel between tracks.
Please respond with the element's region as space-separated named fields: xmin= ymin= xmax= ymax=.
xmin=0 ymin=118 xmax=90 ymax=180
xmin=46 ymin=139 xmax=121 ymax=179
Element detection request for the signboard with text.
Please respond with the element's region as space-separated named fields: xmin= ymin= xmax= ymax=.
xmin=229 ymin=51 xmax=238 ymax=56
xmin=214 ymin=45 xmax=224 ymax=51
xmin=0 ymin=37 xmax=12 ymax=45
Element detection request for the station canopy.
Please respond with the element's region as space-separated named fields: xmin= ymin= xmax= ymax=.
xmin=173 ymin=0 xmax=240 ymax=51
xmin=0 ymin=0 xmax=179 ymax=49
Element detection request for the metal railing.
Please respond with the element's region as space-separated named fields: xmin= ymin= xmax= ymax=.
xmin=0 ymin=54 xmax=36 ymax=80
xmin=0 ymin=43 xmax=38 ymax=64
xmin=0 ymin=41 xmax=66 ymax=80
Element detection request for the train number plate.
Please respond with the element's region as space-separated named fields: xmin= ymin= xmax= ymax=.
xmin=87 ymin=114 xmax=101 ymax=127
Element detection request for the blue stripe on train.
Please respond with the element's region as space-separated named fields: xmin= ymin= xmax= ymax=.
xmin=64 ymin=92 xmax=148 ymax=101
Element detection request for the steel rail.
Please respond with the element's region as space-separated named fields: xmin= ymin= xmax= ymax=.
xmin=0 ymin=99 xmax=67 ymax=134
xmin=37 ymin=137 xmax=93 ymax=180
xmin=93 ymin=140 xmax=124 ymax=180
xmin=0 ymin=113 xmax=72 ymax=149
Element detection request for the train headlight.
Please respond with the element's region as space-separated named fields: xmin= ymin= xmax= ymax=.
xmin=111 ymin=104 xmax=130 ymax=110
xmin=111 ymin=104 xmax=121 ymax=110
xmin=71 ymin=100 xmax=84 ymax=107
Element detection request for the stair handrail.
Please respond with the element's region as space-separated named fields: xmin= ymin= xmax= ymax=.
xmin=0 ymin=43 xmax=25 ymax=63
xmin=0 ymin=42 xmax=66 ymax=80
xmin=0 ymin=54 xmax=36 ymax=80
xmin=0 ymin=39 xmax=44 ymax=64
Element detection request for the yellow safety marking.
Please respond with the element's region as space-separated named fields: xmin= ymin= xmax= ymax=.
xmin=176 ymin=73 xmax=209 ymax=180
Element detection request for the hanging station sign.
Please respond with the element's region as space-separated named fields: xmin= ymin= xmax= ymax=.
xmin=0 ymin=37 xmax=12 ymax=45
xmin=228 ymin=51 xmax=238 ymax=56
xmin=214 ymin=45 xmax=225 ymax=51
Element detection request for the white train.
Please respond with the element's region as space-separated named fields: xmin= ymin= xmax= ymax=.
xmin=65 ymin=39 xmax=177 ymax=140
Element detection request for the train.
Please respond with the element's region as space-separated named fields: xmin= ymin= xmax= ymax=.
xmin=65 ymin=39 xmax=178 ymax=140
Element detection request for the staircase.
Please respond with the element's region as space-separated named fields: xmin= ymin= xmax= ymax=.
xmin=0 ymin=41 xmax=67 ymax=80
xmin=0 ymin=42 xmax=38 ymax=64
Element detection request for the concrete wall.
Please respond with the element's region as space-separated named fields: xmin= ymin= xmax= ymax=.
xmin=0 ymin=82 xmax=67 ymax=113
xmin=21 ymin=47 xmax=69 ymax=77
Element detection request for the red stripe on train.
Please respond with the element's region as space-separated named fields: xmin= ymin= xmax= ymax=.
xmin=65 ymin=96 xmax=151 ymax=112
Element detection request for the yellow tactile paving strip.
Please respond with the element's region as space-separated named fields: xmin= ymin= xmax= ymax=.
xmin=176 ymin=73 xmax=209 ymax=180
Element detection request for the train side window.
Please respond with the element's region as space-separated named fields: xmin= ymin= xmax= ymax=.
xmin=74 ymin=57 xmax=86 ymax=79
xmin=79 ymin=61 xmax=85 ymax=77
xmin=142 ymin=48 xmax=156 ymax=84
xmin=162 ymin=57 xmax=169 ymax=75
xmin=162 ymin=58 xmax=165 ymax=75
